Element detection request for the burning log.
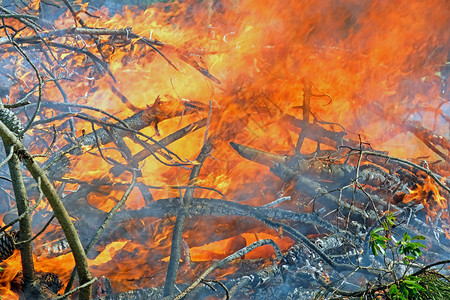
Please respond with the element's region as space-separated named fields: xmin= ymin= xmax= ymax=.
xmin=70 ymin=96 xmax=203 ymax=149
xmin=230 ymin=142 xmax=382 ymax=221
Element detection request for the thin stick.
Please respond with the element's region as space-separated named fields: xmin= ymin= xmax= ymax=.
xmin=16 ymin=214 xmax=55 ymax=245
xmin=0 ymin=145 xmax=14 ymax=169
xmin=260 ymin=196 xmax=291 ymax=208
xmin=54 ymin=277 xmax=98 ymax=300
xmin=0 ymin=177 xmax=43 ymax=234
xmin=64 ymin=171 xmax=138 ymax=293
xmin=203 ymin=100 xmax=212 ymax=146
xmin=0 ymin=121 xmax=93 ymax=299
xmin=201 ymin=279 xmax=230 ymax=300
xmin=1 ymin=20 xmax=43 ymax=138
xmin=0 ymin=13 xmax=39 ymax=20
xmin=170 ymin=239 xmax=282 ymax=300
xmin=294 ymin=79 xmax=312 ymax=154
xmin=358 ymin=150 xmax=449 ymax=193
xmin=4 ymin=100 xmax=30 ymax=109
xmin=163 ymin=140 xmax=213 ymax=296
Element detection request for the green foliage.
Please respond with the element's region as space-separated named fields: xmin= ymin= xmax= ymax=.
xmin=369 ymin=227 xmax=389 ymax=256
xmin=388 ymin=272 xmax=450 ymax=300
xmin=396 ymin=232 xmax=426 ymax=263
xmin=388 ymin=275 xmax=425 ymax=300
xmin=369 ymin=213 xmax=426 ymax=263
xmin=369 ymin=212 xmax=396 ymax=257
xmin=368 ymin=213 xmax=433 ymax=299
xmin=316 ymin=212 xmax=449 ymax=300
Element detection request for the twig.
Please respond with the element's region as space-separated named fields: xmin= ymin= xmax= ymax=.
xmin=319 ymin=260 xmax=450 ymax=298
xmin=124 ymin=118 xmax=207 ymax=169
xmin=4 ymin=100 xmax=30 ymax=109
xmin=16 ymin=214 xmax=55 ymax=245
xmin=0 ymin=145 xmax=14 ymax=169
xmin=0 ymin=6 xmax=41 ymax=30
xmin=201 ymin=279 xmax=230 ymax=300
xmin=0 ymin=176 xmax=43 ymax=234
xmin=64 ymin=170 xmax=137 ymax=294
xmin=294 ymin=79 xmax=312 ymax=154
xmin=260 ymin=196 xmax=291 ymax=208
xmin=146 ymin=184 xmax=225 ymax=198
xmin=204 ymin=100 xmax=212 ymax=146
xmin=357 ymin=150 xmax=449 ymax=193
xmin=170 ymin=239 xmax=282 ymax=300
xmin=0 ymin=13 xmax=39 ymax=20
xmin=0 ymin=27 xmax=162 ymax=46
xmin=411 ymin=260 xmax=450 ymax=277
xmin=1 ymin=19 xmax=43 ymax=138
xmin=0 ymin=121 xmax=93 ymax=299
xmin=53 ymin=277 xmax=98 ymax=300
xmin=39 ymin=62 xmax=76 ymax=135
xmin=163 ymin=139 xmax=213 ymax=296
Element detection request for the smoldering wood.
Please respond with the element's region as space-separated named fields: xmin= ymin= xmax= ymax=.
xmin=69 ymin=196 xmax=366 ymax=273
xmin=94 ymin=239 xmax=363 ymax=299
xmin=230 ymin=141 xmax=402 ymax=193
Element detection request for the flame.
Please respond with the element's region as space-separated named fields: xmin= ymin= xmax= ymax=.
xmin=0 ymin=252 xmax=21 ymax=299
xmin=1 ymin=0 xmax=448 ymax=296
xmin=403 ymin=176 xmax=448 ymax=221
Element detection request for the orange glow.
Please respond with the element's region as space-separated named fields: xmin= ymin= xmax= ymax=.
xmin=1 ymin=0 xmax=448 ymax=297
xmin=0 ymin=252 xmax=21 ymax=300
xmin=187 ymin=232 xmax=293 ymax=261
xmin=403 ymin=176 xmax=448 ymax=221
xmin=89 ymin=241 xmax=128 ymax=267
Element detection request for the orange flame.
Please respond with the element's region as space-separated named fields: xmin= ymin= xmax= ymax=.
xmin=403 ymin=176 xmax=448 ymax=221
xmin=1 ymin=0 xmax=448 ymax=296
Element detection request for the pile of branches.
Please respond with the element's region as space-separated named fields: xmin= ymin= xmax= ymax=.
xmin=0 ymin=1 xmax=448 ymax=300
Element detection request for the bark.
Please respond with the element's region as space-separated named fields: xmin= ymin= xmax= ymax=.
xmin=3 ymin=144 xmax=36 ymax=294
xmin=0 ymin=121 xmax=93 ymax=300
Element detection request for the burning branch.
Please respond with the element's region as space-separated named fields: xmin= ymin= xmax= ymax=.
xmin=0 ymin=25 xmax=221 ymax=83
xmin=65 ymin=170 xmax=138 ymax=295
xmin=164 ymin=139 xmax=213 ymax=296
xmin=0 ymin=120 xmax=93 ymax=299
xmin=170 ymin=239 xmax=282 ymax=300
xmin=294 ymin=79 xmax=312 ymax=154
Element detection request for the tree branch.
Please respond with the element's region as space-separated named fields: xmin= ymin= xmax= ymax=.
xmin=0 ymin=121 xmax=93 ymax=300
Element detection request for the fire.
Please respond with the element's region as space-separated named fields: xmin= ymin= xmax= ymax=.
xmin=403 ymin=175 xmax=448 ymax=220
xmin=0 ymin=0 xmax=448 ymax=297
xmin=0 ymin=252 xmax=21 ymax=298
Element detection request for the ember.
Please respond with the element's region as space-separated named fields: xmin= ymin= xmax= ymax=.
xmin=0 ymin=0 xmax=448 ymax=299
